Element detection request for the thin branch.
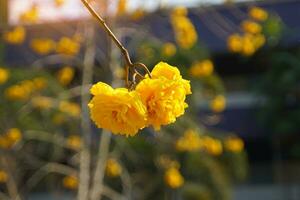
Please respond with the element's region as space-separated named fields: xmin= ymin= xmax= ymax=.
xmin=81 ymin=0 xmax=133 ymax=68
xmin=90 ymin=130 xmax=111 ymax=200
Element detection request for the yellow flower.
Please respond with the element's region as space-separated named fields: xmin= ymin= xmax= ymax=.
xmin=171 ymin=16 xmax=198 ymax=49
xmin=3 ymin=26 xmax=26 ymax=45
xmin=6 ymin=128 xmax=22 ymax=144
xmin=171 ymin=6 xmax=188 ymax=17
xmin=162 ymin=43 xmax=177 ymax=57
xmin=55 ymin=0 xmax=65 ymax=7
xmin=0 ymin=136 xmax=11 ymax=149
xmin=56 ymin=66 xmax=75 ymax=86
xmin=164 ymin=167 xmax=184 ymax=189
xmin=56 ymin=37 xmax=80 ymax=56
xmin=117 ymin=0 xmax=127 ymax=16
xmin=241 ymin=20 xmax=262 ymax=35
xmin=189 ymin=60 xmax=214 ymax=77
xmin=0 ymin=170 xmax=8 ymax=183
xmin=5 ymin=85 xmax=30 ymax=101
xmin=105 ymin=158 xmax=122 ymax=177
xmin=59 ymin=101 xmax=81 ymax=118
xmin=88 ymin=82 xmax=147 ymax=136
xmin=130 ymin=9 xmax=145 ymax=21
xmin=136 ymin=62 xmax=191 ymax=130
xmin=32 ymin=77 xmax=48 ymax=90
xmin=31 ymin=96 xmax=53 ymax=109
xmin=202 ymin=136 xmax=223 ymax=156
xmin=0 ymin=68 xmax=9 ymax=84
xmin=227 ymin=34 xmax=243 ymax=53
xmin=176 ymin=129 xmax=202 ymax=152
xmin=63 ymin=176 xmax=78 ymax=190
xmin=249 ymin=7 xmax=268 ymax=21
xmin=210 ymin=95 xmax=226 ymax=113
xmin=66 ymin=135 xmax=81 ymax=150
xmin=30 ymin=38 xmax=56 ymax=55
xmin=19 ymin=5 xmax=39 ymax=23
xmin=241 ymin=34 xmax=257 ymax=56
xmin=224 ymin=136 xmax=244 ymax=153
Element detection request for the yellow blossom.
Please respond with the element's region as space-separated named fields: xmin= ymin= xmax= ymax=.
xmin=136 ymin=62 xmax=191 ymax=130
xmin=117 ymin=0 xmax=127 ymax=16
xmin=55 ymin=0 xmax=65 ymax=7
xmin=59 ymin=101 xmax=81 ymax=118
xmin=224 ymin=136 xmax=244 ymax=153
xmin=171 ymin=15 xmax=198 ymax=49
xmin=210 ymin=95 xmax=226 ymax=113
xmin=62 ymin=176 xmax=78 ymax=189
xmin=0 ymin=136 xmax=11 ymax=149
xmin=162 ymin=43 xmax=177 ymax=57
xmin=31 ymin=96 xmax=53 ymax=109
xmin=189 ymin=60 xmax=214 ymax=77
xmin=3 ymin=26 xmax=26 ymax=45
xmin=171 ymin=6 xmax=188 ymax=17
xmin=227 ymin=34 xmax=243 ymax=53
xmin=66 ymin=135 xmax=81 ymax=150
xmin=130 ymin=9 xmax=145 ymax=21
xmin=56 ymin=37 xmax=80 ymax=56
xmin=5 ymin=85 xmax=30 ymax=101
xmin=241 ymin=34 xmax=257 ymax=56
xmin=0 ymin=68 xmax=9 ymax=84
xmin=88 ymin=82 xmax=147 ymax=136
xmin=19 ymin=5 xmax=39 ymax=23
xmin=249 ymin=7 xmax=268 ymax=21
xmin=56 ymin=66 xmax=75 ymax=86
xmin=176 ymin=129 xmax=202 ymax=152
xmin=0 ymin=170 xmax=8 ymax=183
xmin=6 ymin=128 xmax=22 ymax=144
xmin=241 ymin=20 xmax=262 ymax=35
xmin=105 ymin=158 xmax=122 ymax=177
xmin=30 ymin=38 xmax=56 ymax=55
xmin=202 ymin=136 xmax=223 ymax=156
xmin=32 ymin=77 xmax=48 ymax=90
xmin=164 ymin=167 xmax=184 ymax=189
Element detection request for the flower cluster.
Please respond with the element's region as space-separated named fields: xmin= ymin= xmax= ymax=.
xmin=189 ymin=59 xmax=214 ymax=78
xmin=56 ymin=37 xmax=81 ymax=56
xmin=170 ymin=7 xmax=198 ymax=49
xmin=89 ymin=62 xmax=191 ymax=136
xmin=227 ymin=6 xmax=268 ymax=56
xmin=5 ymin=77 xmax=47 ymax=101
xmin=3 ymin=26 xmax=26 ymax=45
xmin=175 ymin=129 xmax=224 ymax=156
xmin=0 ymin=128 xmax=22 ymax=149
xmin=164 ymin=167 xmax=184 ymax=189
xmin=0 ymin=67 xmax=9 ymax=85
xmin=105 ymin=158 xmax=122 ymax=177
xmin=30 ymin=38 xmax=56 ymax=55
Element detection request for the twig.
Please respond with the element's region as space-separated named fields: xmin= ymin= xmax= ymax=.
xmin=78 ymin=23 xmax=96 ymax=200
xmin=102 ymin=185 xmax=126 ymax=200
xmin=90 ymin=130 xmax=111 ymax=200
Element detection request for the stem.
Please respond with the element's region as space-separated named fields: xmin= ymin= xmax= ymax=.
xmin=90 ymin=130 xmax=111 ymax=200
xmin=81 ymin=0 xmax=133 ymax=68
xmin=78 ymin=24 xmax=96 ymax=200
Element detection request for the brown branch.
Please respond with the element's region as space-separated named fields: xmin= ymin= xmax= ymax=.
xmin=81 ymin=0 xmax=133 ymax=68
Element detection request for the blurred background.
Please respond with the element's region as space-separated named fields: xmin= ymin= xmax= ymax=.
xmin=0 ymin=0 xmax=300 ymax=200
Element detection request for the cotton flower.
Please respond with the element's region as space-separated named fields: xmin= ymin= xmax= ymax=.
xmin=56 ymin=66 xmax=75 ymax=86
xmin=30 ymin=38 xmax=56 ymax=55
xmin=210 ymin=95 xmax=226 ymax=113
xmin=162 ymin=43 xmax=177 ymax=57
xmin=189 ymin=60 xmax=214 ymax=77
xmin=249 ymin=7 xmax=268 ymax=21
xmin=0 ymin=68 xmax=9 ymax=84
xmin=63 ymin=176 xmax=78 ymax=189
xmin=3 ymin=26 xmax=26 ymax=45
xmin=105 ymin=158 xmax=122 ymax=177
xmin=164 ymin=167 xmax=184 ymax=189
xmin=136 ymin=62 xmax=191 ymax=130
xmin=224 ymin=136 xmax=244 ymax=153
xmin=88 ymin=82 xmax=147 ymax=136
